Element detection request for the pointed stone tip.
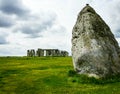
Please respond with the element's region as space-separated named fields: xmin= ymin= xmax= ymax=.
xmin=86 ymin=4 xmax=89 ymax=6
xmin=80 ymin=4 xmax=96 ymax=15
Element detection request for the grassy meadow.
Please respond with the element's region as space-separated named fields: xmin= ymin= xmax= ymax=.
xmin=0 ymin=57 xmax=120 ymax=94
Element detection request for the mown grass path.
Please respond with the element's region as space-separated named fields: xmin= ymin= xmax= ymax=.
xmin=0 ymin=57 xmax=120 ymax=94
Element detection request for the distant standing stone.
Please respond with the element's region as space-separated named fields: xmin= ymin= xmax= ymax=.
xmin=72 ymin=4 xmax=120 ymax=78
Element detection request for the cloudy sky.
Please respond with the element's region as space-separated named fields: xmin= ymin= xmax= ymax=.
xmin=0 ymin=0 xmax=120 ymax=56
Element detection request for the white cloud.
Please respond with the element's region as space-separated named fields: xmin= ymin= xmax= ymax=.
xmin=0 ymin=32 xmax=8 ymax=44
xmin=13 ymin=12 xmax=57 ymax=38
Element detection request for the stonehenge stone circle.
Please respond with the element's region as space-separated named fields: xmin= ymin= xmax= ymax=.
xmin=27 ymin=49 xmax=69 ymax=57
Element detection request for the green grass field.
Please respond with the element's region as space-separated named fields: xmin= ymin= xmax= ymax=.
xmin=0 ymin=57 xmax=120 ymax=94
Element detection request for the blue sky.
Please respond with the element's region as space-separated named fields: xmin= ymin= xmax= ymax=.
xmin=0 ymin=0 xmax=120 ymax=56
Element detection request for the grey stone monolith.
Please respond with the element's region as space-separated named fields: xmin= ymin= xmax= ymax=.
xmin=72 ymin=4 xmax=120 ymax=78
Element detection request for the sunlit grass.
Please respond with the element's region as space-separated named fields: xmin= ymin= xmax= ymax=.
xmin=0 ymin=57 xmax=120 ymax=94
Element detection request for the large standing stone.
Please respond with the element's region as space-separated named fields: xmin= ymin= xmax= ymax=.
xmin=72 ymin=4 xmax=120 ymax=78
xmin=36 ymin=49 xmax=44 ymax=57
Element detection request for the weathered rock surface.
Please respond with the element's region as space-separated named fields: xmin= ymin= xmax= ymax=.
xmin=72 ymin=4 xmax=120 ymax=78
